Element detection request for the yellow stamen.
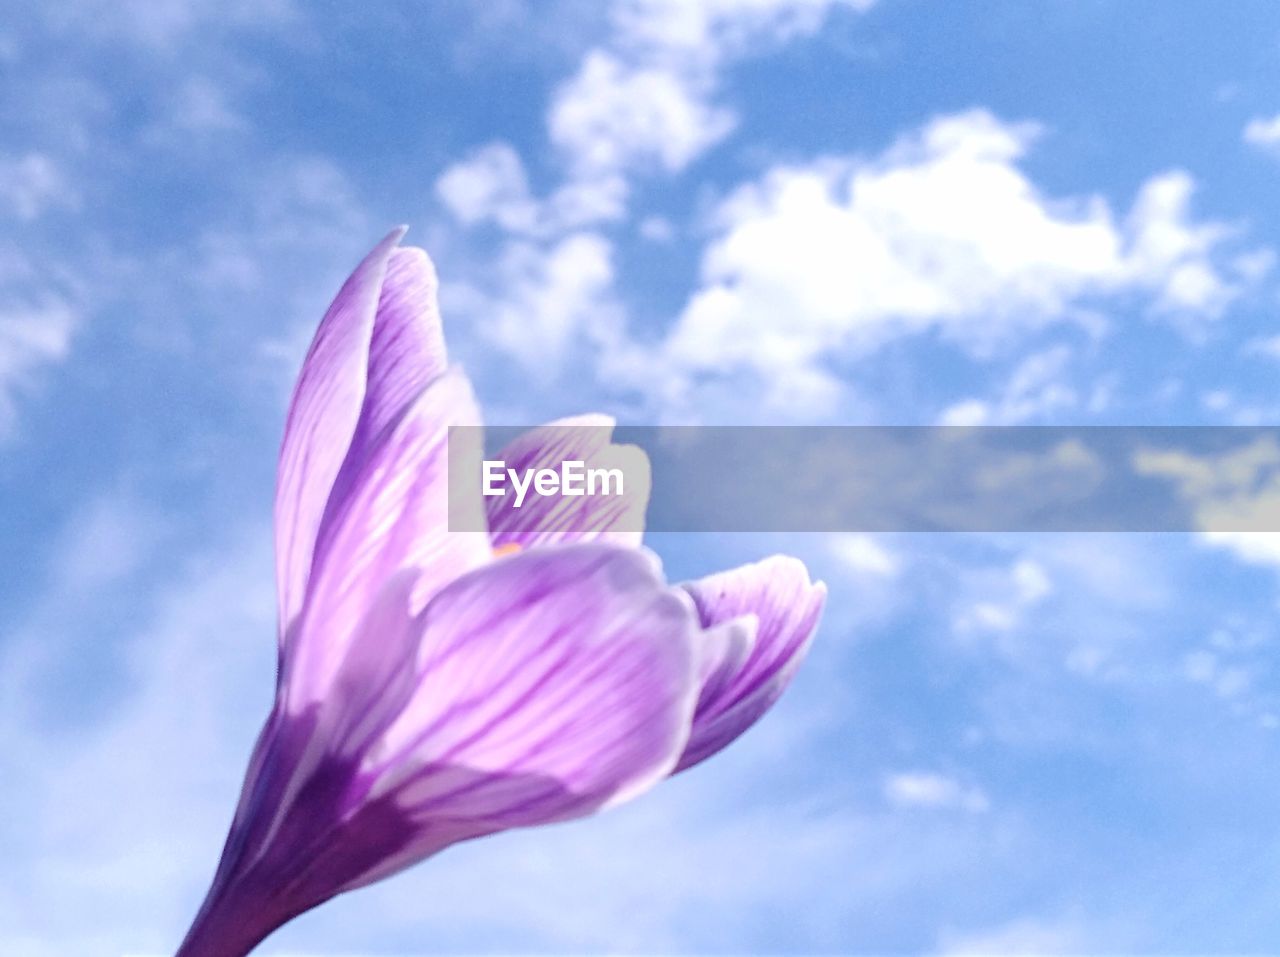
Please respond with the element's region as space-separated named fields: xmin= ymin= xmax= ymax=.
xmin=492 ymin=542 xmax=522 ymax=559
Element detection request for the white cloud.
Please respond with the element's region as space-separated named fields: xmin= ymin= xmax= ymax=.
xmin=1244 ymin=113 xmax=1280 ymax=157
xmin=0 ymin=152 xmax=77 ymax=221
xmin=438 ymin=0 xmax=877 ymax=383
xmin=1011 ymin=558 xmax=1053 ymax=603
xmin=1124 ymin=171 xmax=1237 ymax=317
xmin=189 ymin=156 xmax=369 ymax=296
xmin=150 ymin=75 xmax=247 ymax=141
xmin=830 ymin=533 xmax=900 ymax=576
xmin=448 ymin=232 xmax=619 ymax=371
xmin=1178 ymin=623 xmax=1278 ymax=727
xmin=1133 ymin=436 xmax=1280 ymax=568
xmin=548 ymin=0 xmax=869 ymax=183
xmin=1182 ymin=649 xmax=1252 ymax=700
xmin=436 ymin=142 xmax=629 ymax=237
xmin=436 ymin=141 xmax=538 ymax=232
xmin=0 ymin=297 xmax=77 ymax=438
xmin=610 ymin=0 xmax=875 ymax=61
xmin=938 ymin=914 xmax=1089 ymax=956
xmin=657 ymin=111 xmax=1262 ymax=399
xmin=1200 ymin=534 xmax=1280 ymax=568
xmin=550 ymin=51 xmax=735 ymax=176
xmin=884 ymin=771 xmax=989 ymax=814
xmin=937 ymin=400 xmax=990 ymax=427
xmin=1245 ymin=333 xmax=1280 ymax=361
xmin=0 ymin=145 xmax=380 ymax=442
xmin=0 ymin=500 xmax=274 ymax=953
xmin=953 ymin=557 xmax=1053 ymax=640
xmin=447 ymin=0 xmax=874 ymax=244
xmin=545 ymin=170 xmax=631 ymax=227
xmin=939 ymin=346 xmax=1080 ymax=426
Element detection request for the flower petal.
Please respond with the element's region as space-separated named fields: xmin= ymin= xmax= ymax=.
xmin=362 ymin=247 xmax=449 ymax=441
xmin=486 ymin=415 xmax=651 ymax=550
xmin=285 ymin=366 xmax=491 ymax=710
xmin=275 ymin=234 xmax=453 ymax=647
xmin=696 ymin=613 xmax=758 ymax=704
xmin=175 ymin=574 xmax=427 ymax=956
xmin=345 ymin=543 xmax=699 ymax=889
xmin=275 ymin=227 xmax=405 ymax=642
xmin=319 ymin=247 xmax=452 ymax=542
xmin=675 ymin=555 xmax=825 ymax=772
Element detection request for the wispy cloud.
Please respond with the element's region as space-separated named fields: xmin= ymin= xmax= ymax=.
xmin=434 ymin=0 xmax=876 ymax=386
xmin=0 ymin=153 xmax=78 ymax=221
xmin=938 ymin=913 xmax=1091 ymax=956
xmin=939 ymin=346 xmax=1084 ymax=426
xmin=0 ymin=299 xmax=75 ymax=438
xmin=884 ymin=771 xmax=990 ymax=813
xmin=1134 ymin=435 xmax=1280 ymax=567
xmin=648 ymin=111 xmax=1266 ymax=413
xmin=0 ymin=513 xmax=275 ymax=954
xmin=830 ymin=532 xmax=901 ymax=577
xmin=1244 ymin=112 xmax=1280 ymax=158
xmin=447 ymin=231 xmax=620 ymax=371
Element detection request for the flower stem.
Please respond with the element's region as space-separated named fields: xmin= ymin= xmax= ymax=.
xmin=174 ymin=881 xmax=288 ymax=957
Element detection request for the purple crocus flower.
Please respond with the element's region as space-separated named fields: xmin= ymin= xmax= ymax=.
xmin=176 ymin=228 xmax=825 ymax=957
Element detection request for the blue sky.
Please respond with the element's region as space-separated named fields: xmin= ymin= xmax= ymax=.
xmin=5 ymin=1 xmax=1280 ymax=953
